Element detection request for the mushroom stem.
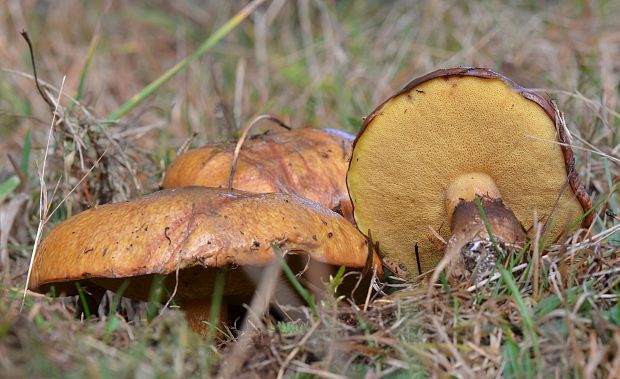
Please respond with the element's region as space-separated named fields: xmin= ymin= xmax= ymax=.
xmin=445 ymin=173 xmax=527 ymax=280
xmin=182 ymin=299 xmax=229 ymax=336
xmin=445 ymin=173 xmax=502 ymax=225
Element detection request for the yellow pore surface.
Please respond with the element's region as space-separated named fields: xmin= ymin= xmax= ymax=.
xmin=348 ymin=76 xmax=585 ymax=276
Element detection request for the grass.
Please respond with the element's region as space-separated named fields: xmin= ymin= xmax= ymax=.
xmin=0 ymin=0 xmax=619 ymax=377
xmin=272 ymin=244 xmax=318 ymax=317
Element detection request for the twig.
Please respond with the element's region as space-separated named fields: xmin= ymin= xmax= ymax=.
xmin=227 ymin=114 xmax=291 ymax=192
xmin=19 ymin=31 xmax=55 ymax=112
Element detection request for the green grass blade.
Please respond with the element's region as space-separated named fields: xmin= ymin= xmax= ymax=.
xmin=103 ymin=280 xmax=130 ymax=344
xmin=475 ymin=196 xmax=503 ymax=256
xmin=108 ymin=280 xmax=130 ymax=318
xmin=74 ymin=36 xmax=100 ymax=104
xmin=500 ymin=268 xmax=532 ymax=329
xmin=20 ymin=128 xmax=31 ymax=178
xmin=73 ymin=1 xmax=111 ymax=106
xmin=500 ymin=267 xmax=540 ymax=370
xmin=569 ymin=190 xmax=610 ymax=230
xmin=147 ymin=275 xmax=166 ymax=322
xmin=49 ymin=286 xmax=56 ymax=300
xmin=605 ymin=301 xmax=620 ymax=326
xmin=326 ymin=265 xmax=347 ymax=295
xmin=75 ymin=282 xmax=92 ymax=320
xmin=203 ymin=269 xmax=229 ymax=371
xmin=502 ymin=338 xmax=520 ymax=377
xmin=439 ymin=271 xmax=450 ymax=294
xmin=0 ymin=176 xmax=20 ymax=203
xmin=107 ymin=0 xmax=265 ymax=121
xmin=604 ymin=160 xmax=617 ymax=215
xmin=271 ymin=244 xmax=317 ymax=316
xmin=205 ymin=268 xmax=226 ymax=342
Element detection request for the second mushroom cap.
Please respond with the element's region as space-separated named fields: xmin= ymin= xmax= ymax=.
xmin=162 ymin=127 xmax=355 ymax=221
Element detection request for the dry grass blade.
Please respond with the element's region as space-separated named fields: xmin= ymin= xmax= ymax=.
xmin=277 ymin=320 xmax=320 ymax=379
xmin=21 ymin=76 xmax=66 ymax=310
xmin=220 ymin=260 xmax=282 ymax=378
xmin=227 ymin=114 xmax=291 ymax=191
xmin=0 ymin=194 xmax=28 ymax=283
xmin=431 ymin=317 xmax=474 ymax=377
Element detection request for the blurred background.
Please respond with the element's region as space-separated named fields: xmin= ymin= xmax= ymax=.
xmin=1 ymin=0 xmax=617 ymax=160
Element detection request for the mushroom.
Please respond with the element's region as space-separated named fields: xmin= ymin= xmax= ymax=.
xmin=347 ymin=67 xmax=592 ymax=279
xmin=162 ymin=127 xmax=355 ymax=221
xmin=29 ymin=187 xmax=379 ymax=334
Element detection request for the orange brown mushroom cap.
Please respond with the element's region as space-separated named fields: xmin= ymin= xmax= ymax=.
xmin=347 ymin=67 xmax=593 ymax=278
xmin=162 ymin=127 xmax=355 ymax=221
xmin=29 ymin=187 xmax=380 ymax=333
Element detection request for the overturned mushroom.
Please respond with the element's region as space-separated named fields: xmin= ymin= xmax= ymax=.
xmin=347 ymin=67 xmax=592 ymax=279
xmin=29 ymin=187 xmax=379 ymax=334
xmin=162 ymin=127 xmax=355 ymax=221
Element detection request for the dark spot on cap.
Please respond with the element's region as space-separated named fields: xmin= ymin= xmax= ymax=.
xmin=328 ymin=232 xmax=333 ymax=238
